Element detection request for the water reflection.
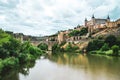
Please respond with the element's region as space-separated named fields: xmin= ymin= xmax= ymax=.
xmin=48 ymin=53 xmax=120 ymax=80
xmin=1 ymin=53 xmax=120 ymax=80
xmin=49 ymin=53 xmax=89 ymax=68
xmin=1 ymin=61 xmax=36 ymax=80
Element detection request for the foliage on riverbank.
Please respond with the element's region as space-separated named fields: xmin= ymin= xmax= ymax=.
xmin=87 ymin=35 xmax=120 ymax=56
xmin=0 ymin=29 xmax=44 ymax=77
xmin=52 ymin=42 xmax=80 ymax=53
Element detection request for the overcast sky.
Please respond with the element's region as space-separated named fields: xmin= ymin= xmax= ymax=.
xmin=0 ymin=0 xmax=120 ymax=36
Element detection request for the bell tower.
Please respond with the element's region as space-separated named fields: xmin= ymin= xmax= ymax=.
xmin=107 ymin=15 xmax=110 ymax=22
xmin=85 ymin=18 xmax=88 ymax=27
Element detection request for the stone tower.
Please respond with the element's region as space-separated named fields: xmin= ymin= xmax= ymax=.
xmin=107 ymin=15 xmax=110 ymax=22
xmin=85 ymin=18 xmax=88 ymax=27
xmin=92 ymin=14 xmax=95 ymax=25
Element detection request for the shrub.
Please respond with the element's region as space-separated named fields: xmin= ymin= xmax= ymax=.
xmin=3 ymin=57 xmax=19 ymax=69
xmin=65 ymin=43 xmax=79 ymax=52
xmin=100 ymin=43 xmax=109 ymax=51
xmin=52 ymin=43 xmax=61 ymax=53
xmin=87 ymin=39 xmax=104 ymax=51
xmin=65 ymin=43 xmax=73 ymax=52
xmin=89 ymin=51 xmax=97 ymax=54
xmin=0 ymin=47 xmax=9 ymax=59
xmin=37 ymin=43 xmax=48 ymax=50
xmin=18 ymin=53 xmax=28 ymax=63
xmin=72 ymin=46 xmax=79 ymax=51
xmin=105 ymin=50 xmax=113 ymax=55
xmin=0 ymin=60 xmax=4 ymax=72
xmin=105 ymin=35 xmax=117 ymax=47
xmin=29 ymin=46 xmax=42 ymax=56
xmin=111 ymin=45 xmax=119 ymax=56
xmin=68 ymin=27 xmax=88 ymax=37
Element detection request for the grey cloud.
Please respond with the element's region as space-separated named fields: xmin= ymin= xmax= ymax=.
xmin=0 ymin=0 xmax=120 ymax=36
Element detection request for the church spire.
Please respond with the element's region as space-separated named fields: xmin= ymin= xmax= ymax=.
xmin=107 ymin=15 xmax=110 ymax=19
xmin=107 ymin=15 xmax=110 ymax=21
xmin=92 ymin=14 xmax=95 ymax=19
xmin=85 ymin=18 xmax=87 ymax=21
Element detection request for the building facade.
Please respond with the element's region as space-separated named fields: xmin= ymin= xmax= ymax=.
xmin=85 ymin=15 xmax=120 ymax=34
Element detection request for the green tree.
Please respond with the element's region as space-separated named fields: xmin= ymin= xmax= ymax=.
xmin=69 ymin=30 xmax=80 ymax=37
xmin=68 ymin=27 xmax=88 ymax=37
xmin=105 ymin=35 xmax=117 ymax=47
xmin=87 ymin=39 xmax=104 ymax=52
xmin=52 ymin=43 xmax=61 ymax=53
xmin=65 ymin=43 xmax=73 ymax=52
xmin=100 ymin=43 xmax=109 ymax=51
xmin=79 ymin=27 xmax=88 ymax=36
xmin=111 ymin=45 xmax=119 ymax=56
xmin=37 ymin=43 xmax=48 ymax=50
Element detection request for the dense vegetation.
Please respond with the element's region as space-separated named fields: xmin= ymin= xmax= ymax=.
xmin=87 ymin=35 xmax=120 ymax=56
xmin=69 ymin=27 xmax=88 ymax=37
xmin=38 ymin=43 xmax=48 ymax=51
xmin=0 ymin=29 xmax=43 ymax=78
xmin=52 ymin=42 xmax=79 ymax=53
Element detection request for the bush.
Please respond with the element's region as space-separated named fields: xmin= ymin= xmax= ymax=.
xmin=100 ymin=43 xmax=109 ymax=51
xmin=0 ymin=47 xmax=9 ymax=59
xmin=18 ymin=53 xmax=28 ymax=63
xmin=29 ymin=46 xmax=42 ymax=56
xmin=105 ymin=50 xmax=113 ymax=55
xmin=89 ymin=51 xmax=97 ymax=54
xmin=65 ymin=43 xmax=73 ymax=52
xmin=111 ymin=45 xmax=119 ymax=56
xmin=116 ymin=40 xmax=120 ymax=47
xmin=87 ymin=39 xmax=104 ymax=51
xmin=37 ymin=43 xmax=48 ymax=50
xmin=3 ymin=57 xmax=19 ymax=69
xmin=105 ymin=35 xmax=117 ymax=47
xmin=65 ymin=43 xmax=79 ymax=52
xmin=0 ymin=60 xmax=4 ymax=72
xmin=68 ymin=27 xmax=88 ymax=37
xmin=52 ymin=43 xmax=61 ymax=53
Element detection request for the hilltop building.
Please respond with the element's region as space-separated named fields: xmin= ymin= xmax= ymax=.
xmin=85 ymin=15 xmax=120 ymax=34
xmin=52 ymin=14 xmax=120 ymax=44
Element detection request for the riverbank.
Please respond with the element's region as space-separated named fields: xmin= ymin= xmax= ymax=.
xmin=0 ymin=29 xmax=45 ymax=79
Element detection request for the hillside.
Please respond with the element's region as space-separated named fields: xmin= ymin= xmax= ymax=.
xmin=93 ymin=27 xmax=120 ymax=38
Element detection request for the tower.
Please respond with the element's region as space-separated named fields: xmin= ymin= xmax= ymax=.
xmin=107 ymin=15 xmax=110 ymax=22
xmin=91 ymin=14 xmax=95 ymax=25
xmin=92 ymin=14 xmax=95 ymax=19
xmin=85 ymin=18 xmax=87 ymax=27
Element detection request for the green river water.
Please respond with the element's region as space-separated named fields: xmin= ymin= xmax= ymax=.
xmin=2 ymin=53 xmax=120 ymax=80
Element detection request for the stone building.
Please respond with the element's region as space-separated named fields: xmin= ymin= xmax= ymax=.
xmin=106 ymin=18 xmax=120 ymax=28
xmin=85 ymin=15 xmax=120 ymax=35
xmin=57 ymin=14 xmax=120 ymax=43
xmin=85 ymin=15 xmax=110 ymax=33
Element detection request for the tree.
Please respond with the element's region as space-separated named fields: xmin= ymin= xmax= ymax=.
xmin=52 ymin=43 xmax=61 ymax=53
xmin=65 ymin=43 xmax=73 ymax=52
xmin=105 ymin=35 xmax=117 ymax=47
xmin=100 ymin=43 xmax=109 ymax=51
xmin=37 ymin=43 xmax=48 ymax=50
xmin=87 ymin=39 xmax=104 ymax=52
xmin=68 ymin=27 xmax=88 ymax=37
xmin=68 ymin=30 xmax=80 ymax=37
xmin=111 ymin=45 xmax=119 ymax=56
xmin=79 ymin=27 xmax=88 ymax=36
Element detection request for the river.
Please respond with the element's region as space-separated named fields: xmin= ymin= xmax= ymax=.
xmin=2 ymin=53 xmax=120 ymax=80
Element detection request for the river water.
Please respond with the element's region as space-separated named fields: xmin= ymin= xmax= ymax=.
xmin=2 ymin=53 xmax=120 ymax=80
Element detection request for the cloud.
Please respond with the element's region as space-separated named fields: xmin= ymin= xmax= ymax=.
xmin=0 ymin=0 xmax=120 ymax=36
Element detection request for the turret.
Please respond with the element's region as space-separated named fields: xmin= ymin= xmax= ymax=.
xmin=92 ymin=14 xmax=95 ymax=19
xmin=107 ymin=15 xmax=110 ymax=22
xmin=91 ymin=14 xmax=95 ymax=25
xmin=85 ymin=18 xmax=87 ymax=27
